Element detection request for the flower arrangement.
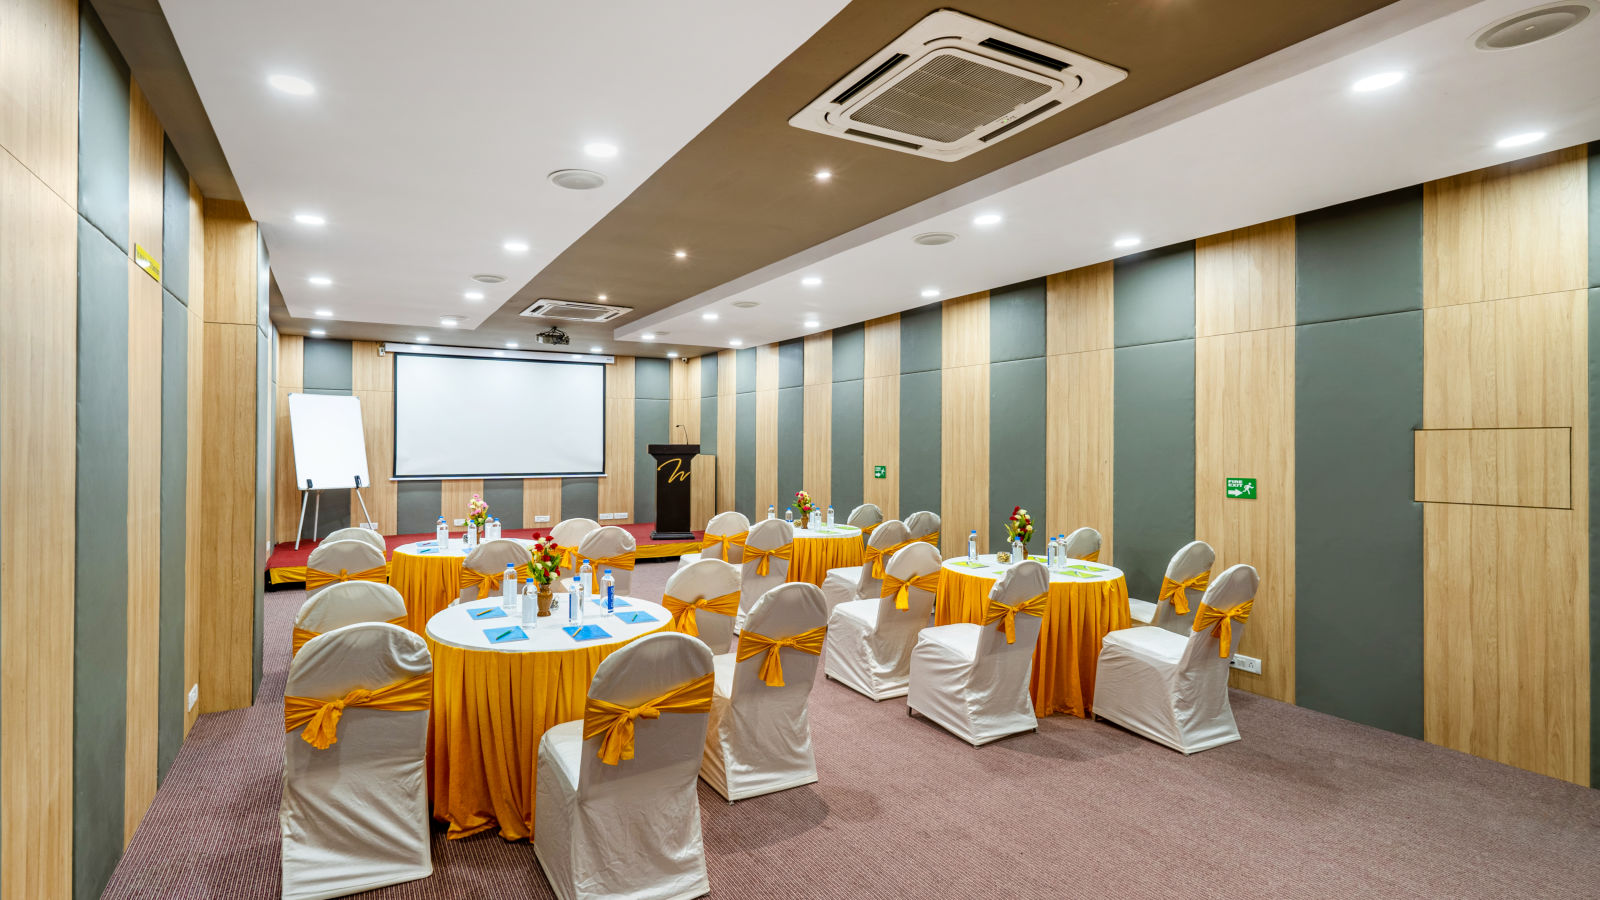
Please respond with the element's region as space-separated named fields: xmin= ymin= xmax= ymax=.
xmin=791 ymin=490 xmax=817 ymax=520
xmin=466 ymin=494 xmax=489 ymax=531
xmin=527 ymin=532 xmax=562 ymax=586
xmin=1005 ymin=506 xmax=1034 ymax=545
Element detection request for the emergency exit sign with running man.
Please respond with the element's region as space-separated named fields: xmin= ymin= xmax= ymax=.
xmin=1226 ymin=477 xmax=1257 ymax=499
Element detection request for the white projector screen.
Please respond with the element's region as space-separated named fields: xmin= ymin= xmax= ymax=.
xmin=393 ymin=353 xmax=606 ymax=478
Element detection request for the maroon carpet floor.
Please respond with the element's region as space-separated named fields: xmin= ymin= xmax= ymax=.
xmin=105 ymin=560 xmax=1600 ymax=898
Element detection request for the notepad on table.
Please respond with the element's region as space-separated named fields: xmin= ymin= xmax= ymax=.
xmin=564 ymin=624 xmax=612 ymax=641
xmin=468 ymin=607 xmax=507 ymax=620
xmin=950 ymin=560 xmax=989 ymax=569
xmin=484 ymin=625 xmax=528 ymax=644
xmin=613 ymin=611 xmax=657 ymax=625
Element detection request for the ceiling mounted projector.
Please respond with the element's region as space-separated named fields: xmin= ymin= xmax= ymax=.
xmin=535 ymin=326 xmax=570 ymax=346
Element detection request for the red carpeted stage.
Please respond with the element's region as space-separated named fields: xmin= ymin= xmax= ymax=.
xmin=266 ymin=522 xmax=700 ymax=586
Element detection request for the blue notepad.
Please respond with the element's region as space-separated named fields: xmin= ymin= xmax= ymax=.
xmin=485 ymin=625 xmax=528 ymax=644
xmin=613 ymin=611 xmax=657 ymax=625
xmin=468 ymin=607 xmax=507 ymax=620
xmin=563 ymin=624 xmax=611 ymax=641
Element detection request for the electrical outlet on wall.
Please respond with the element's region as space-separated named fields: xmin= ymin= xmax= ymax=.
xmin=1230 ymin=654 xmax=1262 ymax=675
xmin=187 ymin=684 xmax=199 ymax=711
xmin=534 ymin=515 xmax=550 ymax=523
xmin=453 ymin=518 xmax=465 ymax=526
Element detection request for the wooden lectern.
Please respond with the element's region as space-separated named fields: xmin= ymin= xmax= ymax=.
xmin=647 ymin=443 xmax=699 ymax=541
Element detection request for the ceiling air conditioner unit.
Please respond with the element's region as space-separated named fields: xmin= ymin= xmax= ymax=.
xmin=789 ymin=9 xmax=1125 ymax=161
xmin=519 ymin=299 xmax=631 ymax=323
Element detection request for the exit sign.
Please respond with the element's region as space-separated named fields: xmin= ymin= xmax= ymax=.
xmin=873 ymin=465 xmax=887 ymax=479
xmin=1226 ymin=477 xmax=1257 ymax=499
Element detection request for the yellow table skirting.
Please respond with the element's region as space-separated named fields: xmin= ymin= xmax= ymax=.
xmin=789 ymin=534 xmax=864 ymax=585
xmin=426 ymin=626 xmax=665 ymax=841
xmin=935 ymin=568 xmax=1131 ymax=718
xmin=390 ymin=552 xmax=467 ymax=634
xmin=269 ymin=565 xmax=308 ymax=585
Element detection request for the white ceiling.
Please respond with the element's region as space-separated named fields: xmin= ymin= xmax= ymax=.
xmin=160 ymin=0 xmax=852 ymax=331
xmin=620 ymin=0 xmax=1600 ymax=347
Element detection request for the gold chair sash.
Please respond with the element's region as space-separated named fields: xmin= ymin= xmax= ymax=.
xmin=583 ymin=672 xmax=715 ymax=765
xmin=559 ymin=545 xmax=580 ymax=570
xmin=577 ymin=552 xmax=637 ymax=591
xmin=742 ymin=544 xmax=793 ymax=577
xmin=983 ymin=592 xmax=1049 ymax=644
xmin=1157 ymin=570 xmax=1210 ymax=616
xmin=459 ymin=562 xmax=530 ymax=598
xmin=291 ymin=615 xmax=408 ymax=656
xmin=859 ymin=521 xmax=878 ymax=535
xmin=881 ymin=572 xmax=941 ymax=610
xmin=918 ymin=530 xmax=940 ymax=546
xmin=701 ymin=531 xmax=749 ymax=561
xmin=661 ymin=590 xmax=741 ymax=636
xmin=283 ymin=671 xmax=432 ymax=750
xmin=304 ymin=564 xmax=389 ymax=591
xmin=1075 ymin=549 xmax=1100 ymax=562
xmin=863 ymin=540 xmax=910 ymax=578
xmin=1193 ymin=600 xmax=1253 ymax=657
xmin=735 ymin=625 xmax=828 ymax=687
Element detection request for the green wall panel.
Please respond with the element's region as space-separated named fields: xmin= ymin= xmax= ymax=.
xmin=396 ymin=480 xmax=442 ymax=534
xmin=1296 ymin=187 xmax=1422 ymax=324
xmin=77 ymin=5 xmax=130 ymax=255
xmin=699 ymin=354 xmax=717 ymax=455
xmin=1113 ymin=339 xmax=1195 ymax=600
xmin=736 ymin=392 xmax=756 ymax=517
xmin=157 ymin=292 xmax=187 ymax=782
xmin=482 ymin=479 xmax=523 ymax=530
xmin=160 ymin=139 xmax=189 ymax=304
xmin=777 ymin=386 xmax=804 ymax=502
xmin=777 ymin=339 xmax=805 ymax=388
xmin=832 ymin=379 xmax=864 ymax=516
xmin=635 ymin=398 xmax=669 ymax=522
xmin=736 ymin=347 xmax=756 ymax=393
xmin=988 ymin=278 xmax=1047 ymax=363
xmin=1114 ymin=242 xmax=1195 ymax=348
xmin=635 ymin=357 xmax=670 ymax=400
xmin=989 ymin=358 xmax=1048 ymax=550
xmin=302 ymin=338 xmax=353 ymax=391
xmin=562 ymin=477 xmax=599 ymax=521
xmin=832 ymin=323 xmax=865 ymax=381
xmin=899 ymin=301 xmax=942 ymax=374
xmin=899 ymin=370 xmax=940 ymax=518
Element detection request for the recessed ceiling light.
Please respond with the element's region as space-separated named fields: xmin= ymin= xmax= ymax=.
xmin=506 ymin=341 xmax=519 ymax=348
xmin=801 ymin=275 xmax=823 ymax=287
xmin=701 ymin=311 xmax=719 ymax=321
xmin=584 ymin=141 xmax=619 ymax=159
xmin=1495 ymin=130 xmax=1547 ymax=148
xmin=921 ymin=287 xmax=939 ymax=298
xmin=1113 ymin=235 xmax=1142 ymax=249
xmin=597 ymin=294 xmax=608 ymax=302
xmin=309 ymin=329 xmax=326 ymax=337
xmin=294 ymin=213 xmax=325 ymax=226
xmin=667 ymin=351 xmax=679 ymax=358
xmin=641 ymin=332 xmax=656 ymax=341
xmin=729 ymin=338 xmax=743 ymax=347
xmin=440 ymin=316 xmax=462 ymax=328
xmin=464 ymin=291 xmax=484 ymax=301
xmin=674 ymin=250 xmax=687 ymax=259
xmin=815 ymin=169 xmax=832 ymax=182
xmin=503 ymin=239 xmax=529 ymax=254
xmin=1351 ymin=71 xmax=1405 ymax=92
xmin=416 ymin=335 xmax=430 ymax=343
xmin=268 ymin=74 xmax=315 ymax=96
xmin=308 ymin=275 xmax=332 ymax=286
xmin=590 ymin=345 xmax=603 ymax=353
xmin=313 ymin=309 xmax=333 ymax=318
xmin=473 ymin=274 xmax=506 ymax=284
xmin=493 ymin=350 xmax=504 ymax=357
xmin=973 ymin=212 xmax=1003 ymax=227
xmin=804 ymin=319 xmax=820 ymax=329
xmin=548 ymin=169 xmax=607 ymax=190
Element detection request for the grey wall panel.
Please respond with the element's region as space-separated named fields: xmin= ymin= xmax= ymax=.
xmin=778 ymin=339 xmax=805 ymax=388
xmin=989 ymin=358 xmax=1048 ymax=549
xmin=562 ymin=477 xmax=599 ymax=521
xmin=1113 ymin=340 xmax=1195 ymax=600
xmin=634 ymin=398 xmax=669 ymax=522
xmin=1297 ymin=187 xmax=1422 ymax=324
xmin=160 ymin=139 xmax=189 ymax=304
xmin=302 ymin=338 xmax=353 ymax=392
xmin=989 ymin=278 xmax=1047 ymax=363
xmin=482 ymin=479 xmax=523 ymax=530
xmin=698 ymin=397 xmax=718 ymax=455
xmin=1114 ymin=242 xmax=1195 ymax=348
xmin=899 ymin=301 xmax=942 ymax=374
xmin=157 ymin=292 xmax=187 ymax=783
xmin=699 ymin=353 xmax=718 ymax=396
xmin=832 ymin=323 xmax=865 ymax=382
xmin=736 ymin=392 xmax=756 ymax=517
xmin=396 ymin=480 xmax=442 ymax=534
xmin=1296 ymin=312 xmax=1424 ymax=736
xmin=831 ymin=379 xmax=864 ymax=516
xmin=1590 ymin=143 xmax=1598 ymax=289
xmin=736 ymin=347 xmax=756 ymax=393
xmin=635 ymin=357 xmax=670 ymax=401
xmin=74 ymin=221 xmax=128 ymax=900
xmin=78 ymin=5 xmax=130 ymax=254
xmin=899 ymin=370 xmax=941 ymax=516
xmin=777 ymin=386 xmax=804 ymax=502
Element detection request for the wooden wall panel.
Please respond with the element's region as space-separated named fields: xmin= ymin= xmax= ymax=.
xmin=124 ymin=264 xmax=162 ymax=844
xmin=1046 ymin=263 xmax=1113 ymax=354
xmin=1045 ymin=350 xmax=1114 ymax=560
xmin=1423 ymin=291 xmax=1584 ymax=429
xmin=601 ymin=398 xmax=634 ymax=522
xmin=441 ymin=479 xmax=485 ymax=526
xmin=1195 ymin=217 xmax=1295 ymax=336
xmin=273 ymin=336 xmax=304 ymax=542
xmin=863 ymin=314 xmax=900 ymax=379
xmin=350 ymin=340 xmax=391 ymax=391
xmin=128 ymin=80 xmax=163 ymax=264
xmin=1414 ymin=428 xmax=1571 ymax=509
xmin=353 ymin=390 xmax=396 ymax=533
xmin=523 ymin=478 xmax=562 ymax=529
xmin=803 ymin=331 xmax=831 ymax=386
xmin=940 ymin=364 xmax=989 ymax=558
xmin=690 ymin=455 xmax=716 ymax=529
xmin=755 ymin=345 xmax=778 ymax=516
xmin=1196 ymin=328 xmax=1296 ymax=702
xmin=941 ymin=292 xmax=990 ymax=369
xmin=0 ymin=0 xmax=78 ymax=203
xmin=187 ymin=178 xmax=205 ymax=321
xmin=717 ymin=350 xmax=736 ymax=512
xmin=200 ymin=199 xmax=257 ymax=326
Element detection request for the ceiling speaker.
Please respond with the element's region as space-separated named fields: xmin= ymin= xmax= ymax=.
xmin=1474 ymin=1 xmax=1593 ymax=49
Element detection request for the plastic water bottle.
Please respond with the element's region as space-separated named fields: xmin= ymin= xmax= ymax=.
xmin=1058 ymin=534 xmax=1067 ymax=562
xmin=768 ymin=504 xmax=775 ymax=520
xmin=488 ymin=517 xmax=499 ymax=539
xmin=578 ymin=559 xmax=593 ymax=609
xmin=568 ymin=577 xmax=582 ymax=624
xmin=827 ymin=505 xmax=835 ymax=527
xmin=602 ymin=569 xmax=616 ymax=615
xmin=1012 ymin=537 xmax=1024 ymax=563
xmin=436 ymin=516 xmax=449 ymax=549
xmin=1047 ymin=536 xmax=1058 ymax=568
xmin=501 ymin=565 xmax=517 ymax=612
xmin=784 ymin=507 xmax=794 ymax=524
xmin=968 ymin=529 xmax=978 ymax=564
xmin=521 ymin=579 xmax=537 ymax=625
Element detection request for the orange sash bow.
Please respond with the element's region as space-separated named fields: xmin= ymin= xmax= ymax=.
xmin=577 ymin=552 xmax=636 ymax=591
xmin=304 ymin=564 xmax=388 ymax=591
xmin=918 ymin=530 xmax=940 ymax=546
xmin=459 ymin=563 xmax=530 ymax=599
xmin=583 ymin=673 xmax=715 ymax=765
xmin=881 ymin=572 xmax=941 ymax=610
xmin=863 ymin=540 xmax=910 ymax=579
xmin=984 ymin=592 xmax=1048 ymax=644
xmin=736 ymin=625 xmax=828 ymax=687
xmin=701 ymin=531 xmax=749 ymax=562
xmin=1193 ymin=600 xmax=1253 ymax=657
xmin=662 ymin=590 xmax=741 ymax=636
xmin=742 ymin=544 xmax=793 ymax=577
xmin=1157 ymin=570 xmax=1210 ymax=616
xmin=1075 ymin=549 xmax=1100 ymax=562
xmin=558 ymin=545 xmax=580 ymax=570
xmin=291 ymin=615 xmax=408 ymax=656
xmin=283 ymin=672 xmax=431 ymax=749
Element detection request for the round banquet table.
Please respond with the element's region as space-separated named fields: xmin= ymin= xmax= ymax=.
xmin=787 ymin=523 xmax=864 ymax=585
xmin=389 ymin=537 xmax=533 ymax=633
xmin=936 ymin=554 xmax=1130 ymax=718
xmin=425 ymin=594 xmax=669 ymax=840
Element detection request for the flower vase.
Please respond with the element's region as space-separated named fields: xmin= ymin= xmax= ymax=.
xmin=537 ymin=585 xmax=553 ymax=617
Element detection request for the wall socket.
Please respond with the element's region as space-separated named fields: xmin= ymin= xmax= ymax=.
xmin=534 ymin=515 xmax=550 ymax=523
xmin=453 ymin=518 xmax=465 ymax=526
xmin=1230 ymin=654 xmax=1263 ymax=675
xmin=187 ymin=684 xmax=199 ymax=711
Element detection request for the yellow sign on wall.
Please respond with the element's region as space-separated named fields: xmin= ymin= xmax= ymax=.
xmin=134 ymin=243 xmax=161 ymax=282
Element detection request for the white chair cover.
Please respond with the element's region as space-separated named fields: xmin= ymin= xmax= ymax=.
xmin=456 ymin=539 xmax=530 ymax=604
xmin=907 ymin=559 xmax=1048 ymax=746
xmin=304 ymin=540 xmax=386 ymax=599
xmin=1128 ymin=540 xmax=1214 ymax=632
xmin=702 ymin=583 xmax=828 ymax=801
xmin=280 ymin=623 xmax=432 ymax=900
xmin=322 ymin=526 xmax=386 ymax=556
xmin=845 ymin=503 xmax=883 ymax=532
xmin=551 ymin=517 xmax=601 ymax=578
xmin=535 ymin=633 xmax=713 ymax=900
xmin=903 ymin=510 xmax=941 ymax=542
xmin=663 ymin=559 xmax=742 ymax=654
xmin=734 ymin=518 xmax=794 ymax=633
xmin=676 ymin=510 xmax=750 ymax=571
xmin=824 ymin=541 xmax=941 ymax=700
xmin=1061 ymin=526 xmax=1102 ymax=561
xmin=1094 ymin=563 xmax=1260 ymax=754
xmin=577 ymin=525 xmax=637 ymax=596
xmin=820 ymin=519 xmax=910 ymax=612
xmin=295 ymin=581 xmax=406 ymax=635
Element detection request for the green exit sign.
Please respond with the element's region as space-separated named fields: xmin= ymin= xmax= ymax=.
xmin=873 ymin=465 xmax=887 ymax=479
xmin=1226 ymin=477 xmax=1257 ymax=499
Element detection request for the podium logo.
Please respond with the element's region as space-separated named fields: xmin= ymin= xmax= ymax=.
xmin=657 ymin=457 xmax=690 ymax=483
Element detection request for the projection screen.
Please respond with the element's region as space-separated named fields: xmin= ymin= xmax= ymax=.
xmin=393 ymin=352 xmax=605 ymax=478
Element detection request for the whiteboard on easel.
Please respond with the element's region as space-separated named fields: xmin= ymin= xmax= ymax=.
xmin=288 ymin=393 xmax=371 ymax=491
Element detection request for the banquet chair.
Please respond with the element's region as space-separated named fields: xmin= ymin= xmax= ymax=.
xmin=907 ymin=559 xmax=1049 ymax=746
xmin=824 ymin=541 xmax=941 ymax=701
xmin=550 ymin=517 xmax=601 ymax=578
xmin=322 ymin=526 xmax=386 ymax=556
xmin=734 ymin=518 xmax=794 ymax=632
xmin=576 ymin=525 xmax=638 ymax=596
xmin=904 ymin=510 xmax=941 ymax=545
xmin=662 ymin=559 xmax=742 ymax=653
xmin=676 ymin=510 xmax=750 ymax=571
xmin=535 ymin=632 xmax=713 ymax=900
xmin=820 ymin=519 xmax=910 ymax=612
xmin=455 ymin=539 xmax=529 ymax=605
xmin=846 ymin=502 xmax=883 ymax=535
xmin=292 ymin=581 xmax=407 ymax=656
xmin=1061 ymin=526 xmax=1103 ymax=562
xmin=1127 ymin=540 xmax=1214 ymax=633
xmin=703 ymin=583 xmax=828 ymax=802
xmin=1094 ymin=563 xmax=1260 ymax=754
xmin=304 ymin=539 xmax=387 ymax=599
xmin=280 ymin=622 xmax=433 ymax=900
